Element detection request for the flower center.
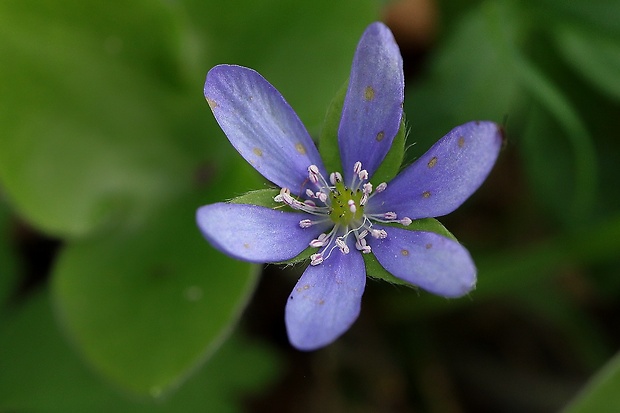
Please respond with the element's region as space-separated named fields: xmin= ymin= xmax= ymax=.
xmin=273 ymin=161 xmax=411 ymax=266
xmin=329 ymin=180 xmax=365 ymax=227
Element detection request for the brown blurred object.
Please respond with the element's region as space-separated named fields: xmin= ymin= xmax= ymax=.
xmin=383 ymin=0 xmax=438 ymax=50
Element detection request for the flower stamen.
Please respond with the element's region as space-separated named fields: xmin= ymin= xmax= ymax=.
xmin=275 ymin=161 xmax=408 ymax=265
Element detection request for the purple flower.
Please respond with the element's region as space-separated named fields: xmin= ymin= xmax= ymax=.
xmin=197 ymin=22 xmax=502 ymax=351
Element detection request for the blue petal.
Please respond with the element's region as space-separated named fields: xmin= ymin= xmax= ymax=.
xmin=285 ymin=241 xmax=366 ymax=351
xmin=204 ymin=65 xmax=325 ymax=195
xmin=370 ymin=225 xmax=476 ymax=297
xmin=338 ymin=22 xmax=404 ymax=182
xmin=196 ymin=203 xmax=329 ymax=263
xmin=368 ymin=121 xmax=502 ymax=219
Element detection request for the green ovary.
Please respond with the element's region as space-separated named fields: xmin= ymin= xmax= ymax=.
xmin=329 ymin=181 xmax=365 ymax=227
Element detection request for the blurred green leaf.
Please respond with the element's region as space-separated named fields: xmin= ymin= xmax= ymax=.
xmin=0 ymin=199 xmax=18 ymax=307
xmin=405 ymin=5 xmax=521 ymax=156
xmin=529 ymin=0 xmax=620 ymax=37
xmin=553 ymin=24 xmax=620 ymax=101
xmin=0 ymin=290 xmax=280 ymax=413
xmin=515 ymin=61 xmax=597 ymax=223
xmin=520 ymin=105 xmax=576 ymax=224
xmin=482 ymin=1 xmax=597 ymax=223
xmin=51 ymin=189 xmax=259 ymax=395
xmin=562 ymin=351 xmax=620 ymax=413
xmin=0 ymin=0 xmax=195 ymax=238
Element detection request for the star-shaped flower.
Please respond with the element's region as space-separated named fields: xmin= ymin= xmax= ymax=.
xmin=197 ymin=22 xmax=502 ymax=351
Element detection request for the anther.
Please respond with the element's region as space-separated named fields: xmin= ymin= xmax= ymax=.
xmin=400 ymin=217 xmax=412 ymax=226
xmin=299 ymin=219 xmax=313 ymax=228
xmin=371 ymin=229 xmax=388 ymax=239
xmin=309 ymin=233 xmax=328 ymax=248
xmin=353 ymin=161 xmax=362 ymax=175
xmin=308 ymin=165 xmax=320 ymax=184
xmin=335 ymin=237 xmax=350 ymax=254
xmin=375 ymin=182 xmax=387 ymax=193
xmin=360 ymin=193 xmax=368 ymax=206
xmin=384 ymin=212 xmax=397 ymax=220
xmin=358 ymin=169 xmax=368 ymax=181
xmin=310 ymin=253 xmax=324 ymax=266
xmin=329 ymin=172 xmax=342 ymax=185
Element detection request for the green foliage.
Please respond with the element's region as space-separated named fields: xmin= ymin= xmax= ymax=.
xmin=563 ymin=351 xmax=620 ymax=413
xmin=52 ymin=193 xmax=260 ymax=394
xmin=0 ymin=291 xmax=280 ymax=412
xmin=0 ymin=200 xmax=18 ymax=308
xmin=554 ymin=24 xmax=620 ymax=101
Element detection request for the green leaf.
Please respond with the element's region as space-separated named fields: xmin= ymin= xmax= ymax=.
xmin=553 ymin=24 xmax=620 ymax=101
xmin=562 ymin=351 xmax=620 ymax=413
xmin=405 ymin=6 xmax=522 ymax=156
xmin=481 ymin=1 xmax=597 ymax=223
xmin=520 ymin=104 xmax=582 ymax=225
xmin=0 ymin=290 xmax=281 ymax=413
xmin=364 ymin=218 xmax=457 ymax=285
xmin=529 ymin=0 xmax=620 ymax=37
xmin=0 ymin=0 xmax=194 ymax=238
xmin=0 ymin=200 xmax=18 ymax=307
xmin=51 ymin=191 xmax=259 ymax=395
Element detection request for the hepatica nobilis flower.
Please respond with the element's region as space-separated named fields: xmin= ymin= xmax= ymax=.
xmin=197 ymin=22 xmax=502 ymax=351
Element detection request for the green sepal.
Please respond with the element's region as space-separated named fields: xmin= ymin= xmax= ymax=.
xmin=229 ymin=188 xmax=280 ymax=208
xmin=318 ymin=80 xmax=348 ymax=174
xmin=318 ymin=79 xmax=407 ymax=185
xmin=274 ymin=247 xmax=314 ymax=266
xmin=364 ymin=218 xmax=458 ymax=286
